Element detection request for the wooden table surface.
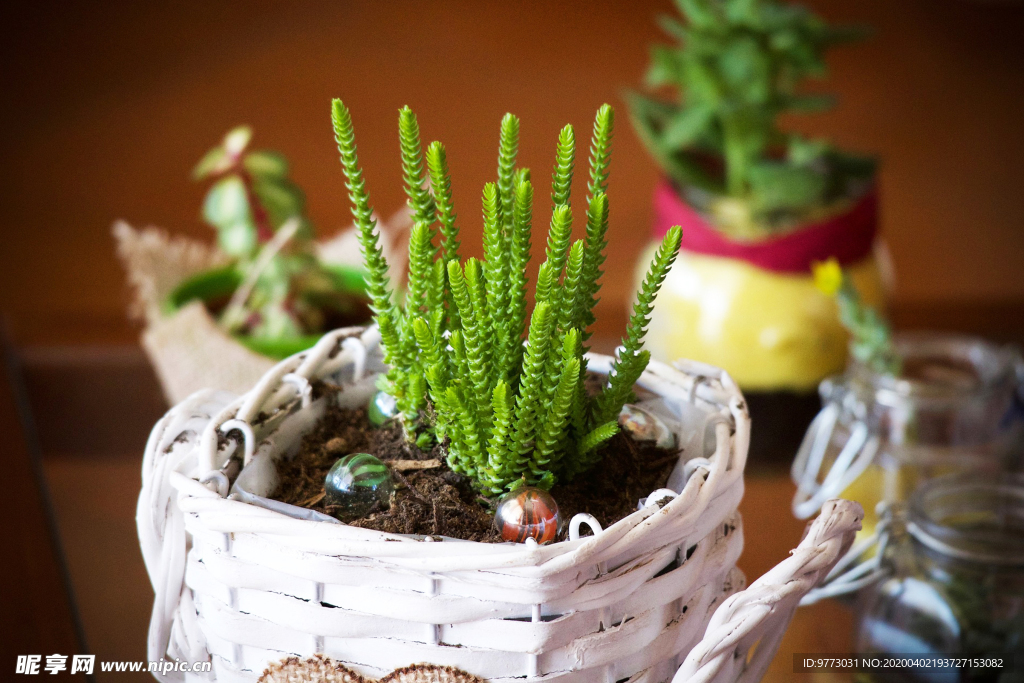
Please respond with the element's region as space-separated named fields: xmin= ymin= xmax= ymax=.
xmin=0 ymin=334 xmax=84 ymax=676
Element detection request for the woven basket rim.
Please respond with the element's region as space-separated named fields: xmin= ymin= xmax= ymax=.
xmin=161 ymin=325 xmax=750 ymax=571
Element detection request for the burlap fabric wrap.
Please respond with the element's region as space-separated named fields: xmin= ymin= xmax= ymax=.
xmin=259 ymin=656 xmax=483 ymax=683
xmin=113 ymin=210 xmax=409 ymax=404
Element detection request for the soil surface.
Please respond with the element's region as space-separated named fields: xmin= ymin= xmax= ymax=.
xmin=271 ymin=402 xmax=680 ymax=543
xmin=203 ymin=290 xmax=371 ymax=337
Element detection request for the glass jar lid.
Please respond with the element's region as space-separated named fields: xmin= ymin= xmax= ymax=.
xmin=907 ymin=472 xmax=1024 ymax=566
xmin=848 ymin=332 xmax=1020 ymax=409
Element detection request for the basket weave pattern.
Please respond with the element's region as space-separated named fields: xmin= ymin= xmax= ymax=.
xmin=673 ymin=498 xmax=862 ymax=683
xmin=138 ymin=326 xmax=753 ymax=682
xmin=251 ymin=500 xmax=862 ymax=683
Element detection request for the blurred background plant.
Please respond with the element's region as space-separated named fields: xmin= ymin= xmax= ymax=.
xmin=190 ymin=126 xmax=368 ymax=351
xmin=628 ymin=0 xmax=876 ymax=238
xmin=813 ymin=257 xmax=900 ymax=376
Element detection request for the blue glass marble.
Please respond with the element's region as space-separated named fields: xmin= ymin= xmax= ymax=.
xmin=368 ymin=391 xmax=399 ymax=427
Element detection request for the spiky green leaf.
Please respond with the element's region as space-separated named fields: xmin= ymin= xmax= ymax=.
xmin=551 ymin=124 xmax=575 ymax=208
xmin=398 ymin=106 xmax=436 ymax=225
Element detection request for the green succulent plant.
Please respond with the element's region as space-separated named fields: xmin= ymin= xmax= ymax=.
xmin=628 ymin=0 xmax=875 ymax=237
xmin=193 ymin=126 xmax=363 ymax=343
xmin=332 ymin=100 xmax=682 ymax=494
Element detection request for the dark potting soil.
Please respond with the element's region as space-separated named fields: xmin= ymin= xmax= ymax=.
xmin=203 ymin=292 xmax=372 ymax=337
xmin=271 ymin=403 xmax=680 ymax=543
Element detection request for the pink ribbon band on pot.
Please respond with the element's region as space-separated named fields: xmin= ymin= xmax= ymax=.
xmin=653 ymin=178 xmax=878 ymax=274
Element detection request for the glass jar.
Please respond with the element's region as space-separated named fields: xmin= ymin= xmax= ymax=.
xmin=855 ymin=473 xmax=1024 ymax=682
xmin=792 ymin=333 xmax=1024 ymax=541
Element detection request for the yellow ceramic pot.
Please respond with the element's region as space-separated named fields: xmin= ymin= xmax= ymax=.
xmin=645 ymin=178 xmax=886 ymax=392
xmin=640 ymin=248 xmax=886 ymax=392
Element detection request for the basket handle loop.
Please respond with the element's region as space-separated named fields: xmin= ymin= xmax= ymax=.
xmin=342 ymin=336 xmax=367 ymax=381
xmin=569 ymin=514 xmax=603 ymax=541
xmin=676 ymin=499 xmax=864 ymax=683
xmin=282 ymin=373 xmax=313 ymax=408
xmin=220 ymin=418 xmax=256 ymax=467
xmin=799 ymin=502 xmax=897 ymax=605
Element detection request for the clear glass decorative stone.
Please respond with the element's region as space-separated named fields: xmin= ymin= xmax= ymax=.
xmin=324 ymin=453 xmax=394 ymax=522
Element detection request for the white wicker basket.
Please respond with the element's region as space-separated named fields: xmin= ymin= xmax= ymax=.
xmin=138 ymin=325 xmax=816 ymax=683
xmin=247 ymin=498 xmax=862 ymax=683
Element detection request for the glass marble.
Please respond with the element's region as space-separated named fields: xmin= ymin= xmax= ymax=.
xmin=618 ymin=404 xmax=676 ymax=449
xmin=324 ymin=453 xmax=394 ymax=522
xmin=494 ymin=487 xmax=561 ymax=545
xmin=368 ymin=390 xmax=399 ymax=427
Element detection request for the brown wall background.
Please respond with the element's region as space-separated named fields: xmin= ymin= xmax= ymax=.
xmin=2 ymin=3 xmax=1022 ymax=673
xmin=2 ymin=0 xmax=1023 ymax=344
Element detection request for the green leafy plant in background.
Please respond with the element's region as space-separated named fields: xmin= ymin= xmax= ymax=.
xmin=813 ymin=258 xmax=900 ymax=376
xmin=628 ymin=0 xmax=875 ymax=237
xmin=192 ymin=126 xmax=365 ymax=346
xmin=332 ymin=100 xmax=683 ymax=493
